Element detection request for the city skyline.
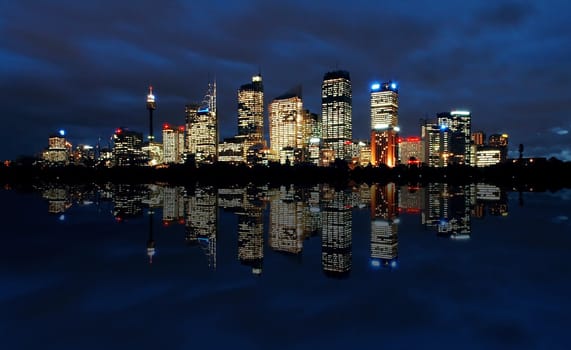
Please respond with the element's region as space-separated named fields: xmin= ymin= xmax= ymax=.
xmin=1 ymin=1 xmax=570 ymax=160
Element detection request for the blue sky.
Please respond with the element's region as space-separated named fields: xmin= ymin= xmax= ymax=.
xmin=1 ymin=0 xmax=570 ymax=160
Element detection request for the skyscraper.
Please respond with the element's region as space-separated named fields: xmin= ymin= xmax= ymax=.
xmin=370 ymin=81 xmax=399 ymax=167
xmin=162 ymin=124 xmax=185 ymax=164
xmin=422 ymin=110 xmax=472 ymax=167
xmin=321 ymin=70 xmax=352 ymax=160
xmin=268 ymin=90 xmax=303 ymax=164
xmin=370 ymin=81 xmax=398 ymax=129
xmin=113 ymin=128 xmax=146 ymax=167
xmin=185 ymin=82 xmax=218 ymax=164
xmin=237 ymin=74 xmax=265 ymax=151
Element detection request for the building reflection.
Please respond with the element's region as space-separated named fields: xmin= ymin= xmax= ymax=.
xmin=186 ymin=186 xmax=218 ymax=269
xmin=422 ymin=184 xmax=473 ymax=239
xmin=30 ymin=181 xmax=513 ymax=274
xmin=370 ymin=183 xmax=399 ymax=269
xmin=321 ymin=185 xmax=352 ymax=277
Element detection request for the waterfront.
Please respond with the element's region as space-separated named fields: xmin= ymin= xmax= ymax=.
xmin=1 ymin=183 xmax=570 ymax=349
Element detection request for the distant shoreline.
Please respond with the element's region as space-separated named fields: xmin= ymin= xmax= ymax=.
xmin=1 ymin=159 xmax=570 ymax=190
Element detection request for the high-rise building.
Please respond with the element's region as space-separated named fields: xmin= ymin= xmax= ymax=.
xmin=471 ymin=131 xmax=485 ymax=146
xmin=398 ymin=136 xmax=423 ymax=165
xmin=237 ymin=74 xmax=265 ymax=156
xmin=422 ymin=111 xmax=472 ymax=167
xmin=113 ymin=128 xmax=146 ymax=166
xmin=489 ymin=133 xmax=509 ymax=162
xmin=268 ymin=91 xmax=304 ymax=164
xmin=162 ymin=124 xmax=185 ymax=164
xmin=370 ymin=81 xmax=399 ymax=167
xmin=185 ymin=82 xmax=218 ymax=164
xmin=321 ymin=70 xmax=352 ymax=160
xmin=43 ymin=130 xmax=71 ymax=165
xmin=370 ymin=81 xmax=398 ymax=129
xmin=371 ymin=127 xmax=398 ymax=167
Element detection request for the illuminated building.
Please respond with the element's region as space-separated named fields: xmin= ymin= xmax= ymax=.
xmin=185 ymin=82 xmax=218 ymax=164
xmin=321 ymin=186 xmax=352 ymax=277
xmin=268 ymin=90 xmax=304 ymax=163
xmin=475 ymin=147 xmax=502 ymax=167
xmin=422 ymin=110 xmax=472 ymax=167
xmin=471 ymin=131 xmax=485 ymax=146
xmin=370 ymin=184 xmax=399 ymax=269
xmin=237 ymin=74 xmax=265 ymax=160
xmin=489 ymin=133 xmax=509 ymax=162
xmin=357 ymin=141 xmax=371 ymax=166
xmin=112 ymin=128 xmax=146 ymax=167
xmin=162 ymin=124 xmax=185 ymax=164
xmin=321 ymin=70 xmax=352 ymax=160
xmin=370 ymin=81 xmax=399 ymax=167
xmin=437 ymin=111 xmax=472 ymax=166
xmin=43 ymin=130 xmax=71 ymax=165
xmin=370 ymin=81 xmax=398 ymax=129
xmin=371 ymin=126 xmax=398 ymax=167
xmin=308 ymin=137 xmax=321 ymax=165
xmin=218 ymin=137 xmax=245 ymax=163
xmin=398 ymin=136 xmax=423 ymax=165
xmin=142 ymin=142 xmax=163 ymax=166
xmin=146 ymin=85 xmax=156 ymax=142
xmin=72 ymin=144 xmax=95 ymax=166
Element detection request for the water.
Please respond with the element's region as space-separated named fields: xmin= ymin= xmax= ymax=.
xmin=1 ymin=183 xmax=570 ymax=349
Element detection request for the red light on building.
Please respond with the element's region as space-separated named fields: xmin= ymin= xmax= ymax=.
xmin=397 ymin=137 xmax=404 ymax=143
xmin=115 ymin=128 xmax=123 ymax=134
xmin=178 ymin=126 xmax=185 ymax=132
xmin=178 ymin=218 xmax=185 ymax=225
xmin=163 ymin=123 xmax=170 ymax=130
xmin=406 ymin=136 xmax=421 ymax=143
xmin=344 ymin=140 xmax=352 ymax=145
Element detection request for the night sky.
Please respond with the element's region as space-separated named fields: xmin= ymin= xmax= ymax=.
xmin=1 ymin=0 xmax=570 ymax=160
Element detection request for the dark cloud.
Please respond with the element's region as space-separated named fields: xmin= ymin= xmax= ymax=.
xmin=1 ymin=0 xmax=570 ymax=160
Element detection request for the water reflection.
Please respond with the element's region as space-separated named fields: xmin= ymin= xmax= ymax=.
xmin=37 ymin=182 xmax=511 ymax=277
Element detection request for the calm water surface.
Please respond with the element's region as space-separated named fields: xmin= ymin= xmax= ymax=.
xmin=1 ymin=183 xmax=570 ymax=349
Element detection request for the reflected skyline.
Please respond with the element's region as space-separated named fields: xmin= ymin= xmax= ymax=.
xmin=32 ymin=182 xmax=515 ymax=277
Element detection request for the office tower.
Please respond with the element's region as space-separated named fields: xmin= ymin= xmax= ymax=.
xmin=398 ymin=136 xmax=423 ymax=165
xmin=218 ymin=137 xmax=245 ymax=163
xmin=475 ymin=148 xmax=502 ymax=167
xmin=471 ymin=131 xmax=485 ymax=146
xmin=321 ymin=70 xmax=352 ymax=160
xmin=437 ymin=111 xmax=472 ymax=165
xmin=185 ymin=82 xmax=218 ymax=164
xmin=370 ymin=184 xmax=399 ymax=269
xmin=422 ymin=110 xmax=472 ymax=167
xmin=370 ymin=81 xmax=398 ymax=129
xmin=488 ymin=133 xmax=509 ymax=162
xmin=146 ymin=85 xmax=156 ymax=142
xmin=237 ymin=74 xmax=265 ymax=154
xmin=43 ymin=130 xmax=71 ymax=165
xmin=268 ymin=90 xmax=303 ymax=164
xmin=113 ymin=128 xmax=146 ymax=166
xmin=370 ymin=81 xmax=399 ymax=167
xmin=321 ymin=186 xmax=352 ymax=277
xmin=162 ymin=124 xmax=185 ymax=164
xmin=371 ymin=127 xmax=398 ymax=167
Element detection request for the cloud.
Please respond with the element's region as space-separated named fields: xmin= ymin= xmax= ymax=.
xmin=551 ymin=127 xmax=569 ymax=136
